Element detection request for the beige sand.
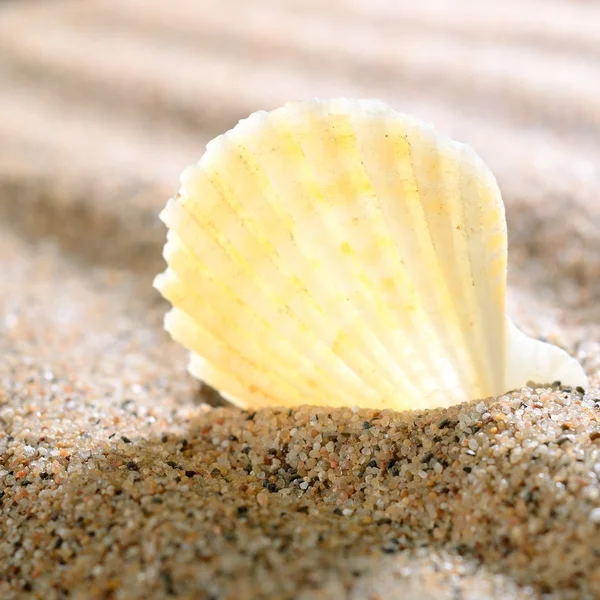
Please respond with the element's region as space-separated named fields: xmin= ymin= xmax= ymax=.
xmin=1 ymin=1 xmax=599 ymax=598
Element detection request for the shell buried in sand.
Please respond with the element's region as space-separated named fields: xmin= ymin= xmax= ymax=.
xmin=154 ymin=98 xmax=588 ymax=410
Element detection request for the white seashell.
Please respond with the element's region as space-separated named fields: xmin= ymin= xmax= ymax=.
xmin=154 ymin=98 xmax=588 ymax=410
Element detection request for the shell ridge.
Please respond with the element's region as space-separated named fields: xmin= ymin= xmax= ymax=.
xmin=159 ymin=278 xmax=298 ymax=405
xmin=255 ymin=105 xmax=429 ymax=404
xmin=162 ymin=273 xmax=342 ymax=408
xmin=344 ymin=101 xmax=463 ymax=407
xmin=405 ymin=125 xmax=485 ymax=396
xmin=304 ymin=100 xmax=437 ymax=408
xmin=187 ymin=353 xmax=256 ymax=408
xmin=222 ymin=119 xmax=410 ymax=403
xmin=158 ymin=234 xmax=351 ymax=405
xmin=215 ymin=126 xmax=407 ymax=403
xmin=363 ymin=111 xmax=476 ymax=404
xmin=162 ymin=201 xmax=377 ymax=406
xmin=285 ymin=101 xmax=430 ymax=408
xmin=425 ymin=139 xmax=486 ymax=395
xmin=455 ymin=146 xmax=506 ymax=394
xmin=354 ymin=105 xmax=479 ymax=404
xmin=403 ymin=122 xmax=504 ymax=398
xmin=165 ymin=309 xmax=275 ymax=408
xmin=160 ymin=205 xmax=364 ymax=406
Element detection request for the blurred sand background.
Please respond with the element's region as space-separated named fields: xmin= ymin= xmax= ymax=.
xmin=1 ymin=0 xmax=600 ymax=598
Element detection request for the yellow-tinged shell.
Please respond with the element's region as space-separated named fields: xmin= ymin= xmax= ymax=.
xmin=154 ymin=98 xmax=588 ymax=410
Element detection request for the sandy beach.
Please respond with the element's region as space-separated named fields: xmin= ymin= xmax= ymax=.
xmin=1 ymin=1 xmax=600 ymax=598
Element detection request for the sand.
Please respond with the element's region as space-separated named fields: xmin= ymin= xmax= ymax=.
xmin=1 ymin=0 xmax=599 ymax=598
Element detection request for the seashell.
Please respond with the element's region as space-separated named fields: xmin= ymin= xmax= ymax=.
xmin=154 ymin=98 xmax=588 ymax=410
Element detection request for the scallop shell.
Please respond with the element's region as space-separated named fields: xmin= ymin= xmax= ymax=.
xmin=154 ymin=98 xmax=588 ymax=410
